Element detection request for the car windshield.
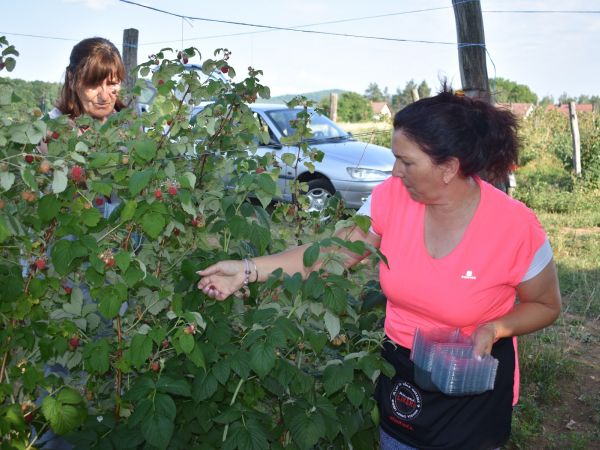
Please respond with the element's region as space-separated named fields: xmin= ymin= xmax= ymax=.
xmin=265 ymin=109 xmax=350 ymax=142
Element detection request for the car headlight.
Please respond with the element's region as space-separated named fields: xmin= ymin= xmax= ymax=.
xmin=346 ymin=167 xmax=391 ymax=181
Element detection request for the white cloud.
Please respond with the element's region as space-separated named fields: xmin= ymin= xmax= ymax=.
xmin=62 ymin=0 xmax=117 ymax=11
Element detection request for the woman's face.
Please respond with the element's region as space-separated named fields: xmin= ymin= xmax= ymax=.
xmin=391 ymin=129 xmax=446 ymax=203
xmin=76 ymin=76 xmax=121 ymax=121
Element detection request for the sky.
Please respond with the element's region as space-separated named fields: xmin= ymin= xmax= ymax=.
xmin=2 ymin=0 xmax=599 ymax=101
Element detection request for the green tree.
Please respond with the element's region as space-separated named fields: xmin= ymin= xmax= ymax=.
xmin=539 ymin=95 xmax=555 ymax=106
xmin=391 ymin=79 xmax=431 ymax=112
xmin=364 ymin=82 xmax=386 ymax=102
xmin=336 ymin=91 xmax=372 ymax=122
xmin=492 ymin=78 xmax=537 ymax=104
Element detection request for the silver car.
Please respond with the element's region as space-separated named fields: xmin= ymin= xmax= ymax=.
xmin=193 ymin=104 xmax=395 ymax=212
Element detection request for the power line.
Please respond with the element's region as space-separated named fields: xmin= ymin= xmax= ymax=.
xmin=120 ymin=0 xmax=461 ymax=46
xmin=0 ymin=31 xmax=79 ymax=42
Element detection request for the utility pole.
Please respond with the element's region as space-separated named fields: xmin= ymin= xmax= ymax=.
xmin=330 ymin=92 xmax=338 ymax=122
xmin=122 ymin=29 xmax=139 ymax=95
xmin=452 ymin=0 xmax=490 ymax=102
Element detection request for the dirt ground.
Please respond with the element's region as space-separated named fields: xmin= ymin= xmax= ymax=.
xmin=517 ymin=316 xmax=600 ymax=449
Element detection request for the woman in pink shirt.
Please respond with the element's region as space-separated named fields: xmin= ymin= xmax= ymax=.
xmin=197 ymin=86 xmax=561 ymax=449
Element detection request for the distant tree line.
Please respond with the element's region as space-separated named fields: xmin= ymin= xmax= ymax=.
xmin=0 ymin=77 xmax=61 ymax=118
xmin=320 ymin=77 xmax=599 ymax=123
xmin=3 ymin=75 xmax=598 ymax=123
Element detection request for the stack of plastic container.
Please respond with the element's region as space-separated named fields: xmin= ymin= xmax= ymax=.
xmin=410 ymin=327 xmax=499 ymax=395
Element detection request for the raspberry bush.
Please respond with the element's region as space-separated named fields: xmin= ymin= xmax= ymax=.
xmin=0 ymin=37 xmax=391 ymax=449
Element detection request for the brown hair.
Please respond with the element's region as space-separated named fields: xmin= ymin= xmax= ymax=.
xmin=55 ymin=37 xmax=126 ymax=118
xmin=393 ymin=83 xmax=519 ymax=185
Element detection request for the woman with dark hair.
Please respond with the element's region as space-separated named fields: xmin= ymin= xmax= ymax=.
xmin=196 ymin=86 xmax=561 ymax=449
xmin=53 ymin=36 xmax=126 ymax=121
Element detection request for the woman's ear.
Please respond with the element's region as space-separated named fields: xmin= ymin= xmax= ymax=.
xmin=442 ymin=157 xmax=460 ymax=185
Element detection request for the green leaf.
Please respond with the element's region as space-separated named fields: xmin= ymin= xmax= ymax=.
xmin=178 ymin=333 xmax=195 ymax=354
xmin=141 ymin=412 xmax=174 ymax=450
xmin=120 ymin=200 xmax=137 ymax=222
xmin=156 ymin=376 xmax=191 ymax=397
xmin=0 ymin=171 xmax=15 ymax=191
xmin=281 ymin=152 xmax=296 ymax=166
xmin=249 ymin=340 xmax=276 ymax=378
xmin=285 ymin=406 xmax=326 ymax=450
xmin=141 ymin=211 xmax=165 ymax=239
xmin=50 ymin=239 xmax=88 ymax=275
xmin=353 ymin=214 xmax=372 ymax=232
xmin=128 ymin=169 xmax=154 ymax=196
xmin=115 ymin=251 xmax=131 ymax=272
xmin=0 ymin=216 xmax=12 ymax=243
xmin=125 ymin=376 xmax=155 ymax=401
xmin=323 ymin=285 xmax=346 ymax=315
xmin=38 ymin=194 xmax=60 ymax=223
xmin=132 ymin=139 xmax=157 ymax=161
xmin=51 ymin=170 xmax=68 ymax=194
xmin=345 ymin=383 xmax=365 ymax=407
xmin=192 ymin=371 xmax=218 ymax=401
xmin=81 ymin=207 xmax=101 ymax=227
xmin=98 ymin=287 xmax=124 ymax=319
xmin=90 ymin=181 xmax=113 ymax=197
xmin=303 ymin=242 xmax=320 ymax=267
xmin=323 ymin=362 xmax=354 ymax=395
xmin=129 ymin=333 xmax=153 ymax=369
xmin=323 ymin=310 xmax=340 ymax=340
xmin=224 ymin=420 xmax=269 ymax=450
xmin=83 ymin=338 xmax=111 ymax=374
xmin=41 ymin=388 xmax=86 ymax=435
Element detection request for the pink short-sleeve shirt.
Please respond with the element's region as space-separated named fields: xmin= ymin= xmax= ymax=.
xmin=370 ymin=176 xmax=547 ymax=403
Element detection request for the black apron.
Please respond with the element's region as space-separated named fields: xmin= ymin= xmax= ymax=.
xmin=375 ymin=337 xmax=514 ymax=450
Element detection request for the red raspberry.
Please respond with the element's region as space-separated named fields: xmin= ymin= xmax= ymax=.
xmin=34 ymin=258 xmax=46 ymax=270
xmin=70 ymin=165 xmax=85 ymax=182
xmin=150 ymin=362 xmax=160 ymax=372
xmin=69 ymin=337 xmax=80 ymax=348
xmin=220 ymin=66 xmax=229 ymax=74
xmin=24 ymin=154 xmax=34 ymax=164
xmin=51 ymin=131 xmax=60 ymax=140
xmin=168 ymin=186 xmax=178 ymax=196
xmin=154 ymin=189 xmax=163 ymax=199
xmin=95 ymin=197 xmax=105 ymax=206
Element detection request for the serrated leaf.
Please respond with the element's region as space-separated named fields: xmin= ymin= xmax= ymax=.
xmin=324 ymin=310 xmax=340 ymax=340
xmin=281 ymin=152 xmax=296 ymax=166
xmin=120 ymin=200 xmax=137 ymax=222
xmin=141 ymin=413 xmax=174 ymax=450
xmin=285 ymin=407 xmax=326 ymax=450
xmin=41 ymin=389 xmax=86 ymax=435
xmin=0 ymin=171 xmax=15 ymax=191
xmin=323 ymin=362 xmax=353 ymax=395
xmin=249 ymin=340 xmax=276 ymax=378
xmin=303 ymin=243 xmax=320 ymax=267
xmin=179 ymin=333 xmax=195 ymax=354
xmin=128 ymin=169 xmax=154 ymax=196
xmin=50 ymin=239 xmax=88 ymax=275
xmin=345 ymin=383 xmax=365 ymax=407
xmin=83 ymin=338 xmax=111 ymax=374
xmin=141 ymin=211 xmax=165 ymax=239
xmin=132 ymin=139 xmax=157 ymax=161
xmin=115 ymin=251 xmax=131 ymax=272
xmin=191 ymin=371 xmax=218 ymax=401
xmin=129 ymin=333 xmax=153 ymax=369
xmin=156 ymin=376 xmax=191 ymax=397
xmin=38 ymin=194 xmax=60 ymax=222
xmin=223 ymin=420 xmax=268 ymax=450
xmin=81 ymin=207 xmax=101 ymax=227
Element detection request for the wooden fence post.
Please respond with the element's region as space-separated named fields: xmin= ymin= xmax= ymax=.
xmin=330 ymin=92 xmax=338 ymax=122
xmin=452 ymin=0 xmax=490 ymax=102
xmin=122 ymin=29 xmax=138 ymax=105
xmin=411 ymin=87 xmax=420 ymax=103
xmin=569 ymin=102 xmax=582 ymax=176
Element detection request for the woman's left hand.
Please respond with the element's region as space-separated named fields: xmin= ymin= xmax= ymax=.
xmin=471 ymin=322 xmax=498 ymax=358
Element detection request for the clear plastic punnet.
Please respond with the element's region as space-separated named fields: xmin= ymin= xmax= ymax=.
xmin=410 ymin=327 xmax=499 ymax=395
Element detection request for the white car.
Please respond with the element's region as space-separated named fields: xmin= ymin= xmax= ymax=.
xmin=192 ymin=104 xmax=395 ymax=212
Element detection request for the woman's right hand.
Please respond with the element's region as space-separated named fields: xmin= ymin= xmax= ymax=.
xmin=196 ymin=260 xmax=246 ymax=301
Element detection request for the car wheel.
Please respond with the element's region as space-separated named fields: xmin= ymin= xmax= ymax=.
xmin=305 ymin=179 xmax=335 ymax=213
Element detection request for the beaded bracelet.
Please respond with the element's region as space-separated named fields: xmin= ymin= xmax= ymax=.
xmin=243 ymin=258 xmax=252 ymax=286
xmin=249 ymin=258 xmax=258 ymax=282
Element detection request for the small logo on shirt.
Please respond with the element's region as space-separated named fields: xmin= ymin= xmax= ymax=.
xmin=461 ymin=270 xmax=477 ymax=280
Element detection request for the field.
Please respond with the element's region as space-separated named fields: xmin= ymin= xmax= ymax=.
xmin=344 ymin=113 xmax=600 ymax=449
